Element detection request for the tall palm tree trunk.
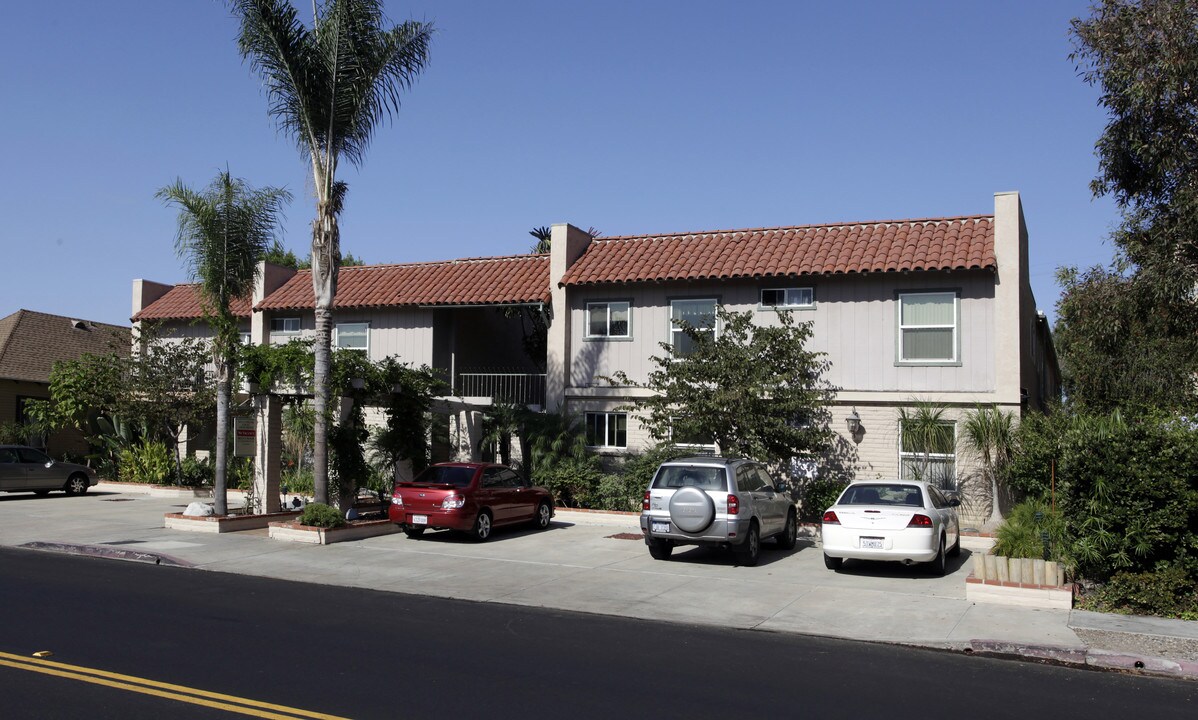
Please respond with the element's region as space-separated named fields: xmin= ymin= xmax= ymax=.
xmin=310 ymin=206 xmax=339 ymax=505
xmin=213 ymin=355 xmax=231 ymax=516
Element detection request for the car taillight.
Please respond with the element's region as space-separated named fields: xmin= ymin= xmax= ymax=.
xmin=727 ymin=494 xmax=739 ymax=515
xmin=440 ymin=495 xmax=465 ymax=510
xmin=643 ymin=490 xmax=651 ymax=511
xmin=908 ymin=514 xmax=933 ymax=527
xmin=822 ymin=510 xmax=840 ymax=525
xmin=390 ymin=491 xmax=403 ymax=506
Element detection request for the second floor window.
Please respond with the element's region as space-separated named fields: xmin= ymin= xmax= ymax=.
xmin=586 ymin=301 xmax=630 ymax=338
xmin=898 ymin=292 xmax=957 ymax=363
xmin=670 ymin=299 xmax=717 ymax=357
xmin=270 ymin=317 xmax=300 ymax=334
xmin=336 ymin=322 xmax=369 ymax=352
xmin=585 ymin=412 xmax=627 ymax=448
xmin=760 ymin=287 xmax=814 ymax=309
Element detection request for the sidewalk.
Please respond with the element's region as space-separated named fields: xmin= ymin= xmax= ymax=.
xmin=2 ymin=483 xmax=1195 ymax=681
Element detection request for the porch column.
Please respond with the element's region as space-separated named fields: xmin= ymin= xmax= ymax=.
xmin=253 ymin=394 xmax=282 ymax=513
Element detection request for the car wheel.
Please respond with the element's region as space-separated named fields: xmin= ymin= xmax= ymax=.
xmin=777 ymin=510 xmax=798 ymax=550
xmin=533 ymin=501 xmax=552 ymax=530
xmin=647 ymin=538 xmax=673 ymax=560
xmin=823 ymin=553 xmax=843 ymax=571
xmin=927 ymin=535 xmax=947 ymax=576
xmin=403 ymin=526 xmax=425 ymax=539
xmin=471 ymin=511 xmax=493 ymax=542
xmin=64 ymin=474 xmax=89 ymax=496
xmin=735 ymin=522 xmax=761 ymax=566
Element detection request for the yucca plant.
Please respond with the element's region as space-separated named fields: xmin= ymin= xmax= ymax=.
xmin=961 ymin=404 xmax=1015 ymax=525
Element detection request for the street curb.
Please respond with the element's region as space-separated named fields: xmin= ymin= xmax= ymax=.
xmin=18 ymin=542 xmax=194 ymax=568
xmin=967 ymin=639 xmax=1198 ymax=681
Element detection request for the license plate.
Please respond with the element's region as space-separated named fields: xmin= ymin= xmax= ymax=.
xmin=861 ymin=537 xmax=883 ymax=549
xmin=411 ymin=515 xmax=428 ymax=525
xmin=652 ymin=522 xmax=670 ymax=533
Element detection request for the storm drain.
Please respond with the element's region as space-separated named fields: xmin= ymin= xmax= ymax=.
xmin=101 ymin=498 xmax=136 ymax=502
xmin=606 ymin=533 xmax=643 ymax=541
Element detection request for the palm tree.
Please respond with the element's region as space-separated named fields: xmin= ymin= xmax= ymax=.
xmin=158 ymin=171 xmax=291 ymax=515
xmin=961 ymin=404 xmax=1015 ymax=526
xmin=897 ymin=401 xmax=955 ymax=486
xmin=230 ymin=0 xmax=433 ymax=504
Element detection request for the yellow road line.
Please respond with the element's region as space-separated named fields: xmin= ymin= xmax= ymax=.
xmin=0 ymin=652 xmax=350 ymax=720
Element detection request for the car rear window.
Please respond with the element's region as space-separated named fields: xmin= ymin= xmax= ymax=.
xmin=652 ymin=466 xmax=727 ymax=491
xmin=413 ymin=466 xmax=476 ymax=487
xmin=839 ymin=484 xmax=923 ymax=507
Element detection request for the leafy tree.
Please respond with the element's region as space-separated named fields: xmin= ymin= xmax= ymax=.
xmin=610 ymin=307 xmax=835 ymax=467
xmin=158 ymin=170 xmax=290 ymax=514
xmin=1071 ymin=0 xmax=1198 ymax=280
xmin=263 ymin=240 xmax=365 ymax=270
xmin=897 ymin=401 xmax=956 ymax=487
xmin=231 ymin=0 xmax=433 ymax=504
xmin=1054 ymin=264 xmax=1198 ymax=412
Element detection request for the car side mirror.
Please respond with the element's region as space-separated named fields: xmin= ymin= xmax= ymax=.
xmin=44 ymin=461 xmax=54 ymax=469
xmin=774 ymin=481 xmax=790 ymax=494
xmin=949 ymin=497 xmax=961 ymax=507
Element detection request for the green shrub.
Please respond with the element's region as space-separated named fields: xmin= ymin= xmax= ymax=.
xmin=797 ymin=477 xmax=847 ymax=521
xmin=225 ymin=457 xmax=254 ymax=490
xmin=593 ymin=473 xmax=642 ymax=512
xmin=282 ymin=467 xmax=314 ymax=496
xmin=299 ymin=502 xmax=345 ymax=528
xmin=533 ymin=457 xmax=605 ymax=508
xmin=178 ymin=456 xmax=213 ymax=487
xmin=1081 ymin=567 xmax=1198 ymax=619
xmin=619 ymin=444 xmax=689 ymax=490
xmin=993 ymin=499 xmax=1067 ymax=561
xmin=118 ymin=440 xmax=173 ymax=485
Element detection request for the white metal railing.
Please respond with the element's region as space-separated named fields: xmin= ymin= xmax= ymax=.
xmin=454 ymin=372 xmax=546 ymax=406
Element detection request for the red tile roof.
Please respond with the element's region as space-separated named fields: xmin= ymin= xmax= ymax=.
xmin=559 ymin=215 xmax=996 ymax=286
xmin=255 ymin=255 xmax=551 ymax=311
xmin=133 ymin=284 xmax=252 ymax=321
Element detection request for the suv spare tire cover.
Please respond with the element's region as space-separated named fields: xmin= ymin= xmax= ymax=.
xmin=669 ymin=486 xmax=715 ymax=533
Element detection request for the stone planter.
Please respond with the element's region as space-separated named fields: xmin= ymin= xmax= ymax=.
xmin=268 ymin=518 xmax=399 ymax=545
xmin=965 ymin=554 xmax=1075 ymax=610
xmin=165 ymin=510 xmax=301 ymax=534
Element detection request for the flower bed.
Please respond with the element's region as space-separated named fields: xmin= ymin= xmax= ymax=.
xmin=267 ymin=517 xmax=399 ymax=545
xmin=165 ymin=510 xmax=300 ymax=534
xmin=965 ymin=554 xmax=1075 ymax=610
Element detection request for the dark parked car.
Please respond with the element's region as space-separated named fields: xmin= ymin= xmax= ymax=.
xmin=0 ymin=445 xmax=98 ymax=496
xmin=389 ymin=462 xmax=554 ymax=541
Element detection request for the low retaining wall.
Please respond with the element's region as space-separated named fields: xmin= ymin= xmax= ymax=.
xmin=268 ymin=519 xmax=399 ymax=545
xmin=966 ymin=554 xmax=1074 ymax=610
xmin=165 ymin=510 xmax=301 ymax=534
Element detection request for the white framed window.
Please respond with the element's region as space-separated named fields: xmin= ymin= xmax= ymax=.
xmin=898 ymin=292 xmax=958 ymax=363
xmin=670 ymin=299 xmax=717 ymax=357
xmin=335 ymin=322 xmax=369 ymax=352
xmin=586 ymin=301 xmax=630 ymax=338
xmin=270 ymin=317 xmax=300 ymax=334
xmin=899 ymin=420 xmax=956 ymax=489
xmin=585 ymin=412 xmax=627 ymax=448
xmin=760 ymin=287 xmax=814 ymax=309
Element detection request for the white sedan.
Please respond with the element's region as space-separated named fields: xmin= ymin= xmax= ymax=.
xmin=821 ymin=480 xmax=960 ymax=576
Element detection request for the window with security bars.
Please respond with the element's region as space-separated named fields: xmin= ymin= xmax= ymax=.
xmin=898 ymin=292 xmax=957 ymax=362
xmin=670 ymin=299 xmax=717 ymax=357
xmin=899 ymin=420 xmax=957 ymax=489
xmin=585 ymin=412 xmax=627 ymax=448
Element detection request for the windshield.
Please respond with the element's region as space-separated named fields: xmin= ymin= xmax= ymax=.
xmin=839 ymin=484 xmax=924 ymax=507
xmin=651 ymin=466 xmax=726 ymax=491
xmin=411 ymin=466 xmax=476 ymax=488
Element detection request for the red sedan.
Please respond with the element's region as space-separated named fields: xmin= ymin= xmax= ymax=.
xmin=388 ymin=463 xmax=554 ymax=541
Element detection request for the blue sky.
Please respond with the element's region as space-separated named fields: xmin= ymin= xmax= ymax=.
xmin=3 ymin=1 xmax=1118 ymax=327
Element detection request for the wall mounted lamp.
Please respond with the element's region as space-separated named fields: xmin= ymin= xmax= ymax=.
xmin=846 ymin=408 xmax=862 ymax=436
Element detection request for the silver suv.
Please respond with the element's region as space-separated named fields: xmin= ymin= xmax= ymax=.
xmin=640 ymin=457 xmax=798 ymax=566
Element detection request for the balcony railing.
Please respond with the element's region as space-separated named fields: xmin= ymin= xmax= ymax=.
xmin=453 ymin=371 xmax=546 ymax=407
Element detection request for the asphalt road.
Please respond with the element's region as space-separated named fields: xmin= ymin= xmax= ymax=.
xmin=0 ymin=547 xmax=1193 ymax=719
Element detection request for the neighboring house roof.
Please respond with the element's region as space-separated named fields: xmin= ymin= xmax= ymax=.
xmin=132 ymin=284 xmax=253 ymax=322
xmin=255 ymin=255 xmax=551 ymax=311
xmin=0 ymin=310 xmax=130 ymax=384
xmin=560 ymin=215 xmax=996 ymax=286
